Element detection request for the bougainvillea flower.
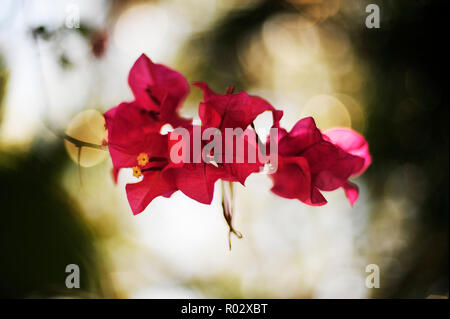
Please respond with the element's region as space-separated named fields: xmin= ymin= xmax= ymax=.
xmin=220 ymin=128 xmax=265 ymax=185
xmin=101 ymin=53 xmax=371 ymax=219
xmin=268 ymin=117 xmax=368 ymax=206
xmin=163 ymin=125 xmax=225 ymax=205
xmin=163 ymin=162 xmax=226 ymax=205
xmin=114 ymin=129 xmax=176 ymax=215
xmin=323 ymin=127 xmax=372 ymax=205
xmin=193 ymin=82 xmax=283 ymax=131
xmin=323 ymin=128 xmax=372 ymax=177
xmin=104 ymin=100 xmax=180 ymax=214
xmin=163 ymin=125 xmax=263 ymax=204
xmin=104 ymin=101 xmax=165 ymax=181
xmin=128 ymin=54 xmax=191 ymax=127
xmin=126 ymin=169 xmax=176 ymax=215
xmin=105 ymin=103 xmax=265 ymax=213
xmin=192 ymin=82 xmax=280 ymax=184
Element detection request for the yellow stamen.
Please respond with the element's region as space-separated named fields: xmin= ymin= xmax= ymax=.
xmin=132 ymin=166 xmax=142 ymax=178
xmin=137 ymin=152 xmax=149 ymax=166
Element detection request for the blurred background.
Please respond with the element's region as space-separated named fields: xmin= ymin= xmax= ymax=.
xmin=0 ymin=0 xmax=448 ymax=298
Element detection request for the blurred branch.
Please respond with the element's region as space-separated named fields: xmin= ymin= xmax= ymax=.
xmin=60 ymin=131 xmax=106 ymax=151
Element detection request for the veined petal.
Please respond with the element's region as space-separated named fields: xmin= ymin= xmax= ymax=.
xmin=342 ymin=181 xmax=359 ymax=206
xmin=193 ymin=82 xmax=283 ymax=131
xmin=163 ymin=163 xmax=226 ymax=205
xmin=324 ymin=127 xmax=371 ymax=177
xmin=270 ymin=156 xmax=326 ymax=205
xmin=126 ymin=171 xmax=176 ymax=215
xmin=128 ymin=54 xmax=191 ymax=127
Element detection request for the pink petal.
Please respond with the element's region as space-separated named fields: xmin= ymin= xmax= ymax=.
xmin=270 ymin=156 xmax=327 ymax=206
xmin=277 ymin=117 xmax=323 ymax=156
xmin=222 ymin=129 xmax=264 ymax=185
xmin=193 ymin=82 xmax=283 ymax=130
xmin=303 ymin=140 xmax=364 ymax=191
xmin=163 ymin=163 xmax=226 ymax=205
xmin=105 ymin=102 xmax=168 ymax=173
xmin=126 ymin=171 xmax=176 ymax=215
xmin=128 ymin=54 xmax=191 ymax=127
xmin=342 ymin=181 xmax=359 ymax=206
xmin=324 ymin=127 xmax=372 ymax=177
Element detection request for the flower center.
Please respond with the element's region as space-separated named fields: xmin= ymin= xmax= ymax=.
xmin=132 ymin=166 xmax=142 ymax=178
xmin=137 ymin=152 xmax=149 ymax=166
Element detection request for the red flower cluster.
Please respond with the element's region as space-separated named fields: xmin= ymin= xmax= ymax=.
xmin=269 ymin=119 xmax=371 ymax=206
xmin=104 ymin=54 xmax=371 ymax=215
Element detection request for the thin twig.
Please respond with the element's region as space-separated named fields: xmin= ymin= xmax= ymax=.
xmin=43 ymin=120 xmax=107 ymax=151
xmin=221 ymin=180 xmax=242 ymax=250
xmin=61 ymin=132 xmax=107 ymax=150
